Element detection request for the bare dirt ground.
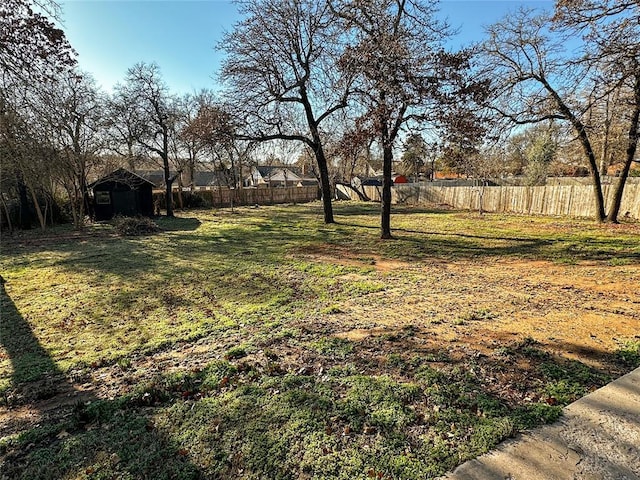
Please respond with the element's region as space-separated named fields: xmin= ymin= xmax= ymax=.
xmin=306 ymin=250 xmax=639 ymax=362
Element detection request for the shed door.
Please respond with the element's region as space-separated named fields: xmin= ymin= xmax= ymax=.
xmin=112 ymin=190 xmax=137 ymax=216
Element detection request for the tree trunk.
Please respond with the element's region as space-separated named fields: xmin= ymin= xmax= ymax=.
xmin=29 ymin=188 xmax=46 ymax=231
xmin=1 ymin=195 xmax=13 ymax=234
xmin=80 ymin=173 xmax=90 ymax=228
xmin=165 ymin=180 xmax=174 ymax=217
xmin=16 ymin=173 xmax=31 ymax=230
xmin=607 ymin=77 xmax=640 ymax=223
xmin=381 ymin=142 xmax=393 ymax=239
xmin=162 ymin=159 xmax=174 ymax=217
xmin=599 ymin=119 xmax=611 ymax=178
xmin=607 ymin=158 xmax=633 ymax=223
xmin=161 ymin=122 xmax=174 ymax=217
xmin=316 ymin=147 xmax=335 ymax=224
xmin=544 ymin=80 xmax=606 ymax=221
xmin=586 ymin=147 xmax=607 ymax=223
xmin=573 ymin=127 xmax=607 ymax=222
xmin=300 ymin=89 xmax=334 ymax=224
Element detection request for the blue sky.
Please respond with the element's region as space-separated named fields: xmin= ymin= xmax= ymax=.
xmin=60 ymin=0 xmax=553 ymax=95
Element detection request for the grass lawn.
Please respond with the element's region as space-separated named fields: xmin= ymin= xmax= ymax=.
xmin=1 ymin=201 xmax=639 ymax=479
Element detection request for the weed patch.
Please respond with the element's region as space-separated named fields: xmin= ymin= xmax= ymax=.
xmin=614 ymin=340 xmax=640 ymax=368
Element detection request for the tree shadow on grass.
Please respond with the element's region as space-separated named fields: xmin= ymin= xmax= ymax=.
xmin=0 ymin=284 xmax=63 ymax=394
xmin=333 ymin=202 xmax=450 ymax=217
xmin=0 ymin=283 xmax=203 ymax=480
xmin=155 ymin=216 xmax=202 ymax=232
xmin=334 ymin=221 xmax=640 ymax=263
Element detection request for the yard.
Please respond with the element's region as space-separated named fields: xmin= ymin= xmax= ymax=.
xmin=1 ymin=202 xmax=639 ymax=479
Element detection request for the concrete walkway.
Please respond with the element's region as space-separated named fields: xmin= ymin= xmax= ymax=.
xmin=440 ymin=366 xmax=640 ymax=480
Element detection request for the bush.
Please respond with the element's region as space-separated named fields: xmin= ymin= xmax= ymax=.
xmin=113 ymin=215 xmax=161 ymax=236
xmin=182 ymin=191 xmax=210 ymax=208
xmin=152 ymin=191 xmax=212 ymax=210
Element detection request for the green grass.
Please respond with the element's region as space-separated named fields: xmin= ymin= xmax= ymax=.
xmin=0 ymin=364 xmax=557 ymax=480
xmin=614 ymin=340 xmax=640 ymax=368
xmin=1 ymin=202 xmax=639 ymax=478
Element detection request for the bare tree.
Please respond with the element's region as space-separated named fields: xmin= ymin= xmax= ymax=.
xmin=1 ymin=0 xmax=76 ymax=229
xmin=481 ymin=5 xmax=639 ymax=222
xmin=220 ymin=0 xmax=352 ymax=224
xmin=105 ymin=88 xmax=145 ymax=171
xmin=583 ymin=87 xmax=627 ymax=177
xmin=330 ymin=119 xmax=376 ymax=199
xmin=182 ymin=98 xmax=254 ymax=191
xmin=0 ymin=86 xmax=55 ymax=230
xmin=116 ymin=63 xmax=179 ymax=216
xmin=174 ymin=91 xmax=211 ymax=190
xmin=554 ymin=0 xmax=640 ymax=222
xmin=333 ymin=0 xmax=467 ymax=238
xmin=34 ymin=71 xmax=104 ymax=229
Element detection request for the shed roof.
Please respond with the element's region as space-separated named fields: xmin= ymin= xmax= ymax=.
xmin=89 ymin=168 xmax=155 ymax=189
xmin=361 ymin=177 xmax=384 ymax=186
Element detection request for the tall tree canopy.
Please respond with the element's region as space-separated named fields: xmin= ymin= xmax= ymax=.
xmin=114 ymin=63 xmax=180 ymax=216
xmin=0 ymin=0 xmax=75 ymax=81
xmin=481 ymin=9 xmax=607 ymax=220
xmin=333 ymin=0 xmax=476 ymax=238
xmin=554 ymin=0 xmax=640 ymax=223
xmin=220 ymin=0 xmax=353 ymax=224
xmin=482 ymin=2 xmax=639 ymax=222
xmin=35 ymin=71 xmax=104 ymax=228
xmin=1 ymin=0 xmax=77 ymax=230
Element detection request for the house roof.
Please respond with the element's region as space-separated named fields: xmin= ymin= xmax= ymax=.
xmin=89 ymin=168 xmax=155 ymax=189
xmin=192 ymin=170 xmax=234 ymax=187
xmin=392 ymin=174 xmax=409 ymax=183
xmin=256 ymin=165 xmax=303 ymax=177
xmin=249 ymin=166 xmax=304 ymax=183
xmin=361 ymin=176 xmax=384 ymax=186
xmin=135 ymin=170 xmax=181 ymax=188
xmin=298 ymin=179 xmax=320 ymax=186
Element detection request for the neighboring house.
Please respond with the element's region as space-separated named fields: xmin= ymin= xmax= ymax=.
xmin=191 ymin=170 xmax=235 ymax=190
xmin=136 ymin=169 xmax=201 ymax=191
xmin=136 ymin=170 xmax=180 ymax=190
xmin=297 ymin=177 xmax=320 ymax=187
xmin=357 ymin=174 xmax=408 ymax=186
xmin=244 ymin=166 xmax=317 ymax=187
xmin=89 ymin=168 xmax=154 ymax=220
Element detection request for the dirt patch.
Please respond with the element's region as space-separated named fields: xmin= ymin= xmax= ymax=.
xmin=330 ymin=258 xmax=639 ymax=362
xmin=295 ymin=244 xmax=408 ymax=272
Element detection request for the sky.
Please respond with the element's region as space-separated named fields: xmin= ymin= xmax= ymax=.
xmin=59 ymin=0 xmax=554 ymax=95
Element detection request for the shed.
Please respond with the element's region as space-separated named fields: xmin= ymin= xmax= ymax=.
xmin=90 ymin=168 xmax=155 ymax=220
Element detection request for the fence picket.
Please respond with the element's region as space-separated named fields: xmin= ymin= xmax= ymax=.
xmin=338 ymin=183 xmax=640 ymax=220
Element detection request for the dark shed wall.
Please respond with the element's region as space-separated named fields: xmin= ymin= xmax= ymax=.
xmin=137 ymin=183 xmax=154 ymax=216
xmin=93 ymin=180 xmax=154 ymax=220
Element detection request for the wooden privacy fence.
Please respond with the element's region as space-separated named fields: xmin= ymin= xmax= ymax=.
xmin=338 ymin=183 xmax=640 ymax=220
xmin=157 ymin=186 xmax=320 ymax=208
